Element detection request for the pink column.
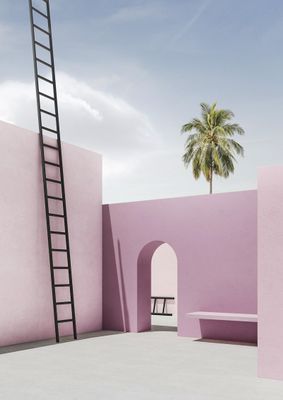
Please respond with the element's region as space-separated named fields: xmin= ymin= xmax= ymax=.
xmin=258 ymin=165 xmax=283 ymax=380
xmin=0 ymin=121 xmax=102 ymax=346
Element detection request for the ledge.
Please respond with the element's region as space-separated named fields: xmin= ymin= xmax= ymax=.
xmin=187 ymin=311 xmax=258 ymax=323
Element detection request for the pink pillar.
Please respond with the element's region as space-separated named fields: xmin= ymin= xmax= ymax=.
xmin=258 ymin=165 xmax=283 ymax=380
xmin=0 ymin=121 xmax=102 ymax=346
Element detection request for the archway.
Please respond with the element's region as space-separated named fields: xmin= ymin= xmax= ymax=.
xmin=137 ymin=241 xmax=178 ymax=332
xmin=151 ymin=243 xmax=177 ymax=329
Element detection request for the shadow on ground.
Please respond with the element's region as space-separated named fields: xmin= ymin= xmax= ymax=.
xmin=194 ymin=338 xmax=257 ymax=347
xmin=151 ymin=325 xmax=177 ymax=332
xmin=0 ymin=331 xmax=123 ymax=355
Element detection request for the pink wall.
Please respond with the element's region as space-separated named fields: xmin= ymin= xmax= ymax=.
xmin=258 ymin=165 xmax=283 ymax=379
xmin=0 ymin=121 xmax=102 ymax=346
xmin=103 ymin=190 xmax=258 ymax=342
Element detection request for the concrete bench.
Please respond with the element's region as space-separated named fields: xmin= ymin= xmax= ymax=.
xmin=187 ymin=311 xmax=258 ymax=323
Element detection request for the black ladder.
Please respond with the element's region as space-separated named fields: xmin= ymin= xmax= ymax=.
xmin=151 ymin=296 xmax=175 ymax=316
xmin=28 ymin=0 xmax=77 ymax=342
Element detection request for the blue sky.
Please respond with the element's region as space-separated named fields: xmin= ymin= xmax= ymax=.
xmin=0 ymin=0 xmax=283 ymax=202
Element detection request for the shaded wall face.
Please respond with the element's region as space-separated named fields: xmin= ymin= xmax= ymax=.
xmin=258 ymin=166 xmax=283 ymax=380
xmin=103 ymin=190 xmax=257 ymax=342
xmin=0 ymin=121 xmax=102 ymax=346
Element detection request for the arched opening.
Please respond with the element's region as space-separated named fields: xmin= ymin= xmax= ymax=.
xmin=137 ymin=241 xmax=178 ymax=332
xmin=151 ymin=243 xmax=177 ymax=330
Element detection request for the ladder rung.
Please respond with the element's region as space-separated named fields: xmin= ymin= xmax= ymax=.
xmin=50 ymin=230 xmax=66 ymax=235
xmin=152 ymin=313 xmax=173 ymax=316
xmin=57 ymin=319 xmax=73 ymax=323
xmin=53 ymin=266 xmax=69 ymax=270
xmin=55 ymin=284 xmax=70 ymax=287
xmin=52 ymin=248 xmax=67 ymax=252
xmin=43 ymin=143 xmax=58 ymax=150
xmin=48 ymin=213 xmax=64 ymax=218
xmin=34 ymin=40 xmax=50 ymax=51
xmin=46 ymin=178 xmax=61 ymax=184
xmin=39 ymin=91 xmax=55 ymax=100
xmin=38 ymin=75 xmax=53 ymax=84
xmin=56 ymin=301 xmax=71 ymax=305
xmin=33 ymin=24 xmax=50 ymax=36
xmin=40 ymin=108 xmax=56 ymax=117
xmin=32 ymin=7 xmax=48 ymax=19
xmin=45 ymin=161 xmax=60 ymax=167
xmin=36 ymin=58 xmax=52 ymax=68
xmin=42 ymin=126 xmax=58 ymax=134
xmin=48 ymin=195 xmax=62 ymax=201
xmin=48 ymin=196 xmax=63 ymax=201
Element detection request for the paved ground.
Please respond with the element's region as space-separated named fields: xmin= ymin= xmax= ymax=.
xmin=151 ymin=314 xmax=177 ymax=327
xmin=0 ymin=328 xmax=283 ymax=400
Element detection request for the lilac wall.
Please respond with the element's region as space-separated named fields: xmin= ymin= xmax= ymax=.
xmin=103 ymin=190 xmax=258 ymax=342
xmin=0 ymin=121 xmax=102 ymax=346
xmin=258 ymin=165 xmax=283 ymax=380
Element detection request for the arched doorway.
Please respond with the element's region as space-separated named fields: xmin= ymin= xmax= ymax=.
xmin=151 ymin=243 xmax=177 ymax=329
xmin=137 ymin=241 xmax=178 ymax=332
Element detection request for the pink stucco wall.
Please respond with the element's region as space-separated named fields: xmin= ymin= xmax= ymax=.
xmin=103 ymin=190 xmax=258 ymax=342
xmin=0 ymin=121 xmax=102 ymax=346
xmin=258 ymin=165 xmax=283 ymax=380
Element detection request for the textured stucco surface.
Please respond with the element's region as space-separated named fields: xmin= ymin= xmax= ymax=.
xmin=103 ymin=190 xmax=257 ymax=342
xmin=0 ymin=121 xmax=102 ymax=346
xmin=258 ymin=165 xmax=283 ymax=380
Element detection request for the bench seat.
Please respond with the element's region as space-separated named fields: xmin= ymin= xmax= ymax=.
xmin=187 ymin=311 xmax=257 ymax=323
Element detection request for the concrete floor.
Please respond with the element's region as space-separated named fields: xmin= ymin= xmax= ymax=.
xmin=1 ymin=328 xmax=283 ymax=400
xmin=151 ymin=314 xmax=177 ymax=327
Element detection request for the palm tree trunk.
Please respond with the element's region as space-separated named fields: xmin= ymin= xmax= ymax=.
xmin=209 ymin=164 xmax=213 ymax=194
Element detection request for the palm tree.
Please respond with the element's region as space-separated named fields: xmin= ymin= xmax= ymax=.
xmin=181 ymin=102 xmax=244 ymax=194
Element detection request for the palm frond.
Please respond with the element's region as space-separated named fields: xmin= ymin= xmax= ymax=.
xmin=226 ymin=139 xmax=244 ymax=156
xmin=181 ymin=118 xmax=206 ymax=134
xmin=192 ymin=148 xmax=202 ymax=179
xmin=215 ymin=109 xmax=234 ymax=126
xmin=222 ymin=123 xmax=245 ymax=136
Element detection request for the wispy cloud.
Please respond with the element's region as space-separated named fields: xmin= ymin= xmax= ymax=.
xmin=260 ymin=18 xmax=283 ymax=46
xmin=170 ymin=0 xmax=211 ymax=43
xmin=0 ymin=72 xmax=161 ymax=181
xmin=104 ymin=3 xmax=167 ymax=24
xmin=0 ymin=23 xmax=12 ymax=46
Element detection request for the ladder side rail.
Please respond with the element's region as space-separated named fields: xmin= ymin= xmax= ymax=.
xmin=162 ymin=298 xmax=166 ymax=314
xmin=45 ymin=0 xmax=77 ymax=339
xmin=153 ymin=298 xmax=157 ymax=314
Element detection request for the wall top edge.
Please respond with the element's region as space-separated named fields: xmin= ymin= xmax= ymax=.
xmin=103 ymin=189 xmax=257 ymax=207
xmin=0 ymin=119 xmax=102 ymax=159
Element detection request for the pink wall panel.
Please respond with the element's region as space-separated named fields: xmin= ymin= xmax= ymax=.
xmin=103 ymin=190 xmax=258 ymax=342
xmin=0 ymin=121 xmax=102 ymax=346
xmin=258 ymin=165 xmax=283 ymax=380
